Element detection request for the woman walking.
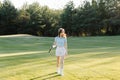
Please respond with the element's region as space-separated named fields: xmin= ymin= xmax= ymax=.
xmin=53 ymin=28 xmax=68 ymax=76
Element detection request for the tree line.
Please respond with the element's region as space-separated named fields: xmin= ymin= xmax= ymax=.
xmin=0 ymin=0 xmax=120 ymax=36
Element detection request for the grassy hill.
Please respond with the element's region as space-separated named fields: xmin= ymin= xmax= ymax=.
xmin=0 ymin=35 xmax=120 ymax=80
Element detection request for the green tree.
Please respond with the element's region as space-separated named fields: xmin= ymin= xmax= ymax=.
xmin=0 ymin=0 xmax=18 ymax=34
xmin=20 ymin=2 xmax=61 ymax=36
xmin=101 ymin=0 xmax=120 ymax=35
xmin=17 ymin=9 xmax=30 ymax=34
xmin=0 ymin=1 xmax=2 ymax=7
xmin=60 ymin=1 xmax=75 ymax=36
xmin=74 ymin=1 xmax=101 ymax=36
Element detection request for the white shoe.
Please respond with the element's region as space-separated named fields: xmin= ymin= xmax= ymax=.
xmin=60 ymin=69 xmax=64 ymax=76
xmin=60 ymin=73 xmax=64 ymax=76
xmin=57 ymin=68 xmax=60 ymax=74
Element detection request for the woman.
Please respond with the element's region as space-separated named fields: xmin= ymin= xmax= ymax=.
xmin=53 ymin=28 xmax=68 ymax=76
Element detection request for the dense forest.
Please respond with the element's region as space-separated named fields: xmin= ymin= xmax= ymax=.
xmin=0 ymin=0 xmax=120 ymax=36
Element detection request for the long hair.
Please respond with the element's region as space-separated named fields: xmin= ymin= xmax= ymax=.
xmin=58 ymin=28 xmax=66 ymax=38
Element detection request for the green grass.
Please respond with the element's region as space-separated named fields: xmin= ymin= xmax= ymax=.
xmin=0 ymin=35 xmax=120 ymax=80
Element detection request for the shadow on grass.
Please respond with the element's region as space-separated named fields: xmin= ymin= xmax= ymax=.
xmin=30 ymin=72 xmax=60 ymax=80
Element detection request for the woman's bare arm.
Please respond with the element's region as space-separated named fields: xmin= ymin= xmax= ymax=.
xmin=64 ymin=38 xmax=68 ymax=55
xmin=52 ymin=40 xmax=57 ymax=48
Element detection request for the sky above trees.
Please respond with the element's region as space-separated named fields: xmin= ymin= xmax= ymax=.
xmin=0 ymin=0 xmax=91 ymax=9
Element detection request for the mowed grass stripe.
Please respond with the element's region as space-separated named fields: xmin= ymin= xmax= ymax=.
xmin=0 ymin=51 xmax=47 ymax=57
xmin=0 ymin=35 xmax=120 ymax=80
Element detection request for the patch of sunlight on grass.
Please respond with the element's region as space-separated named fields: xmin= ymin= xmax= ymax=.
xmin=0 ymin=51 xmax=47 ymax=57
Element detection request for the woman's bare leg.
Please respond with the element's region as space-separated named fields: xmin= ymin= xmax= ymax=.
xmin=57 ymin=56 xmax=61 ymax=74
xmin=60 ymin=56 xmax=65 ymax=75
xmin=60 ymin=56 xmax=64 ymax=69
xmin=57 ymin=56 xmax=60 ymax=68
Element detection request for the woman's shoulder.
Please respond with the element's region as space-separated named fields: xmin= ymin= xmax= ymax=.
xmin=55 ymin=36 xmax=58 ymax=38
xmin=55 ymin=36 xmax=59 ymax=39
xmin=55 ymin=36 xmax=66 ymax=39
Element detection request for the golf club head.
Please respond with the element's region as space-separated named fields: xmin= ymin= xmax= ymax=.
xmin=48 ymin=46 xmax=52 ymax=53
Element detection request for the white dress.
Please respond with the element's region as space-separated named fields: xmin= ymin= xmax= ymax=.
xmin=55 ymin=37 xmax=67 ymax=56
